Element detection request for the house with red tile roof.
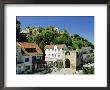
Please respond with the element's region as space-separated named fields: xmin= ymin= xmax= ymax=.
xmin=44 ymin=44 xmax=68 ymax=63
xmin=16 ymin=42 xmax=43 ymax=74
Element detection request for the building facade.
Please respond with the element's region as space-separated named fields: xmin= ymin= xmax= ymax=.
xmin=44 ymin=44 xmax=76 ymax=72
xmin=16 ymin=42 xmax=43 ymax=74
xmin=44 ymin=44 xmax=68 ymax=62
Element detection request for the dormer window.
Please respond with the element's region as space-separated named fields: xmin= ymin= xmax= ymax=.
xmin=58 ymin=55 xmax=60 ymax=57
xmin=25 ymin=48 xmax=36 ymax=52
xmin=25 ymin=58 xmax=29 ymax=62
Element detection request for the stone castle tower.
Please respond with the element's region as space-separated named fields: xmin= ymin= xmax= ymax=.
xmin=62 ymin=51 xmax=76 ymax=72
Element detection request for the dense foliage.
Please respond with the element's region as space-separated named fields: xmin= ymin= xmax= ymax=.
xmin=16 ymin=19 xmax=94 ymax=51
xmin=16 ymin=19 xmax=21 ymax=41
xmin=83 ymin=66 xmax=94 ymax=74
xmin=54 ymin=60 xmax=64 ymax=71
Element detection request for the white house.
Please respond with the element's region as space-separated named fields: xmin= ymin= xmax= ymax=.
xmin=16 ymin=42 xmax=43 ymax=74
xmin=44 ymin=44 xmax=76 ymax=73
xmin=44 ymin=44 xmax=67 ymax=63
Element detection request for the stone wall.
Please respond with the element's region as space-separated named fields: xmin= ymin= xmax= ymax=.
xmin=62 ymin=51 xmax=76 ymax=72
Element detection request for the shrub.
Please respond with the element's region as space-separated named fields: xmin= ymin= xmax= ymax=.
xmin=54 ymin=60 xmax=64 ymax=71
xmin=83 ymin=66 xmax=94 ymax=74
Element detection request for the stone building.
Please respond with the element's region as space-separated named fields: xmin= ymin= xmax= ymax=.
xmin=44 ymin=44 xmax=76 ymax=72
xmin=62 ymin=50 xmax=76 ymax=72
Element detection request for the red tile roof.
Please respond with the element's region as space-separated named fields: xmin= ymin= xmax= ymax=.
xmin=16 ymin=42 xmax=21 ymax=47
xmin=44 ymin=45 xmax=54 ymax=49
xmin=17 ymin=42 xmax=37 ymax=48
xmin=44 ymin=44 xmax=66 ymax=49
xmin=16 ymin=42 xmax=43 ymax=56
xmin=57 ymin=44 xmax=66 ymax=48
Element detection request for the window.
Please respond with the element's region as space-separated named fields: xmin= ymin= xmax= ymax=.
xmin=25 ymin=48 xmax=36 ymax=52
xmin=46 ymin=49 xmax=49 ymax=51
xmin=90 ymin=50 xmax=93 ymax=53
xmin=52 ymin=49 xmax=54 ymax=51
xmin=58 ymin=49 xmax=60 ymax=51
xmin=32 ymin=56 xmax=36 ymax=62
xmin=52 ymin=54 xmax=54 ymax=57
xmin=55 ymin=49 xmax=56 ymax=51
xmin=65 ymin=51 xmax=70 ymax=55
xmin=58 ymin=55 xmax=60 ymax=57
xmin=25 ymin=66 xmax=30 ymax=70
xmin=48 ymin=54 xmax=50 ymax=56
xmin=25 ymin=58 xmax=29 ymax=62
xmin=55 ymin=54 xmax=56 ymax=57
xmin=36 ymin=56 xmax=41 ymax=60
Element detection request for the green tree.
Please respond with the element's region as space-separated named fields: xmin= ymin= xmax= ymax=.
xmin=16 ymin=19 xmax=28 ymax=42
xmin=16 ymin=19 xmax=21 ymax=41
xmin=20 ymin=25 xmax=94 ymax=51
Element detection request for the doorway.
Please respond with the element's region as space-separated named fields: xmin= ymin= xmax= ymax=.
xmin=65 ymin=59 xmax=70 ymax=68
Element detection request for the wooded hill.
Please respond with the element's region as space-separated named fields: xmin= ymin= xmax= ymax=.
xmin=16 ymin=19 xmax=94 ymax=51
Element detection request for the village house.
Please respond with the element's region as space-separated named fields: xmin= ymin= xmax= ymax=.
xmin=44 ymin=44 xmax=76 ymax=72
xmin=44 ymin=44 xmax=68 ymax=63
xmin=16 ymin=42 xmax=43 ymax=74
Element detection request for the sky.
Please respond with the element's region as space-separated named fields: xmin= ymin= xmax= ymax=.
xmin=17 ymin=16 xmax=94 ymax=44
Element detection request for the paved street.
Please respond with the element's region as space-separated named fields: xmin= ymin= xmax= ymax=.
xmin=33 ymin=63 xmax=94 ymax=75
xmin=47 ymin=68 xmax=76 ymax=75
xmin=33 ymin=68 xmax=76 ymax=75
